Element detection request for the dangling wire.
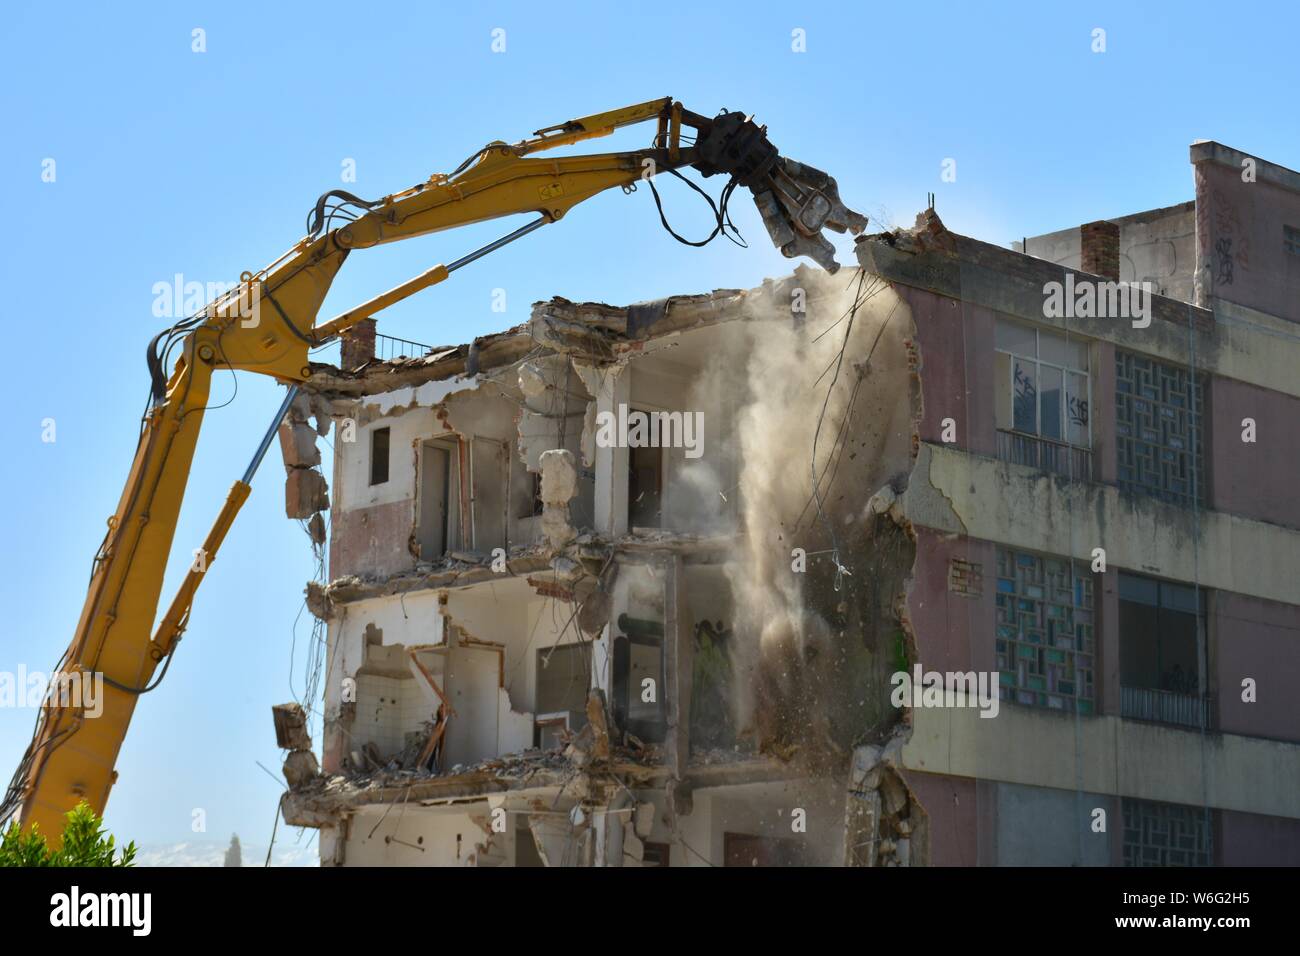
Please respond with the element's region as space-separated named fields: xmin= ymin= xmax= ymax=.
xmin=810 ymin=270 xmax=869 ymax=591
xmin=646 ymin=169 xmax=747 ymax=249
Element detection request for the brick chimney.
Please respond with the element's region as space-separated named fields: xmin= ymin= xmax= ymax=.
xmin=1080 ymin=220 xmax=1120 ymax=280
xmin=340 ymin=318 xmax=376 ymax=369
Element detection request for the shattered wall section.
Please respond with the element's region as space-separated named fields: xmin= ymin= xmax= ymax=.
xmin=716 ymin=269 xmax=920 ymax=765
xmin=843 ymin=732 xmax=929 ymax=866
xmin=280 ymin=391 xmax=332 ymax=528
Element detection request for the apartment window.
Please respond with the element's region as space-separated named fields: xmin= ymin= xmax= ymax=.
xmin=1119 ymin=572 xmax=1209 ymax=729
xmin=1122 ymin=798 xmax=1213 ymax=867
xmin=1115 ymin=350 xmax=1205 ymax=507
xmin=1285 ymin=224 xmax=1300 ymax=256
xmin=369 ymin=427 xmax=390 ymax=485
xmin=995 ymin=548 xmax=1095 ymax=713
xmin=994 ymin=319 xmax=1092 ymax=480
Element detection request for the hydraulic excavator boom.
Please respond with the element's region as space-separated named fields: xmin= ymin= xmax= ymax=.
xmin=1 ymin=97 xmax=865 ymax=842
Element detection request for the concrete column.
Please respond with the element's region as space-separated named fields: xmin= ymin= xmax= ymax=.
xmin=1098 ymin=568 xmax=1121 ymax=717
xmin=593 ymin=366 xmax=630 ymax=536
xmin=663 ymin=554 xmax=693 ymax=779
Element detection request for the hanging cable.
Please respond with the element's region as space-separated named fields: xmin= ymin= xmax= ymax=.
xmin=646 ymin=169 xmax=747 ymax=249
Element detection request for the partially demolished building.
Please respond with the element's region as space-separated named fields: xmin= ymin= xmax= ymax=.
xmin=278 ymin=140 xmax=1300 ymax=866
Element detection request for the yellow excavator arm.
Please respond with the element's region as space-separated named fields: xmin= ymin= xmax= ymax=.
xmin=2 ymin=97 xmax=864 ymax=842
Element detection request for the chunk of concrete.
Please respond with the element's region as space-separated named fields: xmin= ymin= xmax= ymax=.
xmin=272 ymin=702 xmax=313 ymax=751
xmin=541 ymin=509 xmax=576 ymax=550
xmin=307 ymin=512 xmax=327 ymax=547
xmin=278 ymin=420 xmax=322 ymax=469
xmin=286 ymin=469 xmax=329 ymax=519
xmin=539 ymin=449 xmax=577 ymax=504
xmin=283 ymin=749 xmax=320 ymax=788
xmin=539 ymin=449 xmax=578 ymax=548
xmin=879 ymin=770 xmax=908 ymax=816
xmin=518 ymin=363 xmax=548 ymax=399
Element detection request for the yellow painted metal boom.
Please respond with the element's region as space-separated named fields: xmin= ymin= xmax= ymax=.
xmin=3 ymin=97 xmax=864 ymax=843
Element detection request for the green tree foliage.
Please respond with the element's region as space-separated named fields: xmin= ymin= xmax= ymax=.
xmin=0 ymin=801 xmax=136 ymax=867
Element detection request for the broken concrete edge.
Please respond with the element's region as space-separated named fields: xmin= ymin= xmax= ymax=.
xmin=298 ymin=266 xmax=844 ymax=402
xmin=272 ymin=702 xmax=321 ymax=789
xmin=280 ymin=752 xmax=804 ymax=829
xmin=303 ymin=531 xmax=743 ymax=619
xmin=279 ymin=390 xmax=333 ymax=523
xmin=844 ymin=728 xmax=927 ymax=867
xmin=856 ymin=208 xmax=1217 ymax=340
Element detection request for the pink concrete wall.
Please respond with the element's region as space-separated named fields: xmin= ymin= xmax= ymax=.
xmin=902 ymin=286 xmax=997 ymax=457
xmin=1208 ymin=375 xmax=1300 ymax=530
xmin=1218 ymin=808 xmax=1300 ymax=865
xmin=1212 ymin=591 xmax=1300 ymax=742
xmin=1195 ymin=161 xmax=1300 ymax=323
xmin=329 ymin=500 xmax=416 ymax=579
xmin=902 ymin=770 xmax=981 ymax=866
xmin=1096 ymin=566 xmax=1121 ymax=717
xmin=907 ymin=529 xmax=996 ymax=675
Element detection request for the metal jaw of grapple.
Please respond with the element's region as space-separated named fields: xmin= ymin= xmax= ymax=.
xmin=694 ymin=111 xmax=867 ymax=273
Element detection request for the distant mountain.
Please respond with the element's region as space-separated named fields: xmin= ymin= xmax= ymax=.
xmin=134 ymin=839 xmax=317 ymax=867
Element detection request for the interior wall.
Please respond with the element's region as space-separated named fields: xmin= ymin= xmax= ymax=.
xmin=627 ymin=357 xmax=739 ymax=535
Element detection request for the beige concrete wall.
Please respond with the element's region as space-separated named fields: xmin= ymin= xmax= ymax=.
xmin=334 ymin=803 xmax=493 ymax=866
xmin=903 ymin=442 xmax=1300 ymax=607
xmin=902 ymin=692 xmax=1300 ymax=820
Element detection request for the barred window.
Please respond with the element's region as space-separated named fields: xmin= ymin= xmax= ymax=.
xmin=1123 ymin=798 xmax=1213 ymax=867
xmin=995 ymin=548 xmax=1095 ymax=713
xmin=1115 ymin=350 xmax=1205 ymax=507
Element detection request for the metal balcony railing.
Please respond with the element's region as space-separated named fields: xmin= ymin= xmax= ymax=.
xmin=374 ymin=332 xmax=434 ymax=361
xmin=1121 ymin=685 xmax=1214 ymax=730
xmin=997 ymin=429 xmax=1093 ymax=482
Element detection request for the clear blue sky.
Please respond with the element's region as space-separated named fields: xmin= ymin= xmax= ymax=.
xmin=1 ymin=1 xmax=1295 ymax=856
